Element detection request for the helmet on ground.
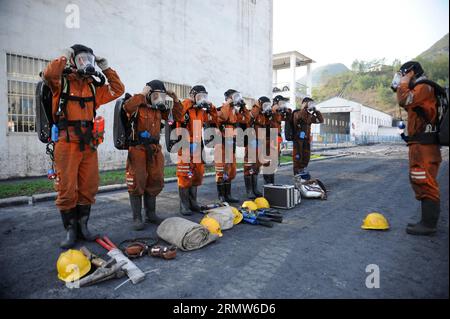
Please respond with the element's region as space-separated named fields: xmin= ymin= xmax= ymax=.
xmin=254 ymin=197 xmax=270 ymax=209
xmin=242 ymin=200 xmax=258 ymax=211
xmin=230 ymin=206 xmax=243 ymax=225
xmin=57 ymin=249 xmax=91 ymax=282
xmin=201 ymin=216 xmax=223 ymax=237
xmin=361 ymin=212 xmax=390 ymax=230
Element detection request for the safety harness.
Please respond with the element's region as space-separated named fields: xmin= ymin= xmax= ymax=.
xmin=56 ymin=76 xmax=97 ymax=151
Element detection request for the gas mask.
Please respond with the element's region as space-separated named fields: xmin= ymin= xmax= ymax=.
xmin=262 ymin=102 xmax=272 ymax=116
xmin=390 ymin=72 xmax=402 ymax=92
xmin=149 ymin=91 xmax=168 ymax=111
xmin=194 ymin=92 xmax=210 ymax=110
xmin=231 ymin=92 xmax=245 ymax=109
xmin=73 ymin=52 xmax=96 ymax=76
xmin=307 ymin=102 xmax=317 ymax=113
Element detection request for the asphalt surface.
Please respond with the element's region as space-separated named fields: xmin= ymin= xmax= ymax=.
xmin=0 ymin=144 xmax=448 ymax=299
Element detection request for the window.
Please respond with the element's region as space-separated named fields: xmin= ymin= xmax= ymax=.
xmin=7 ymin=53 xmax=50 ymax=133
xmin=244 ymin=97 xmax=256 ymax=109
xmin=163 ymin=81 xmax=191 ymax=109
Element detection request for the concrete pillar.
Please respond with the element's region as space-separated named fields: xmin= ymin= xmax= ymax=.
xmin=306 ymin=63 xmax=312 ymax=97
xmin=289 ymin=54 xmax=296 ymax=109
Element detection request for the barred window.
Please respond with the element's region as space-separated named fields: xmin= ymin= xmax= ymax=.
xmin=7 ymin=53 xmax=49 ymax=133
xmin=243 ymin=97 xmax=256 ymax=109
xmin=163 ymin=81 xmax=191 ymax=109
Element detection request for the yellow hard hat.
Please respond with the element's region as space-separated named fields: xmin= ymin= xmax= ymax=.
xmin=230 ymin=206 xmax=243 ymax=225
xmin=361 ymin=212 xmax=390 ymax=230
xmin=242 ymin=200 xmax=258 ymax=211
xmin=201 ymin=216 xmax=223 ymax=237
xmin=57 ymin=249 xmax=91 ymax=282
xmin=254 ymin=197 xmax=270 ymax=209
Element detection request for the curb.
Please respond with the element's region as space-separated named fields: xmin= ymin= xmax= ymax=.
xmin=0 ymin=154 xmax=349 ymax=208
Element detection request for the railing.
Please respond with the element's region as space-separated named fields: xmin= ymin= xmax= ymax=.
xmin=281 ymin=133 xmax=403 ymax=151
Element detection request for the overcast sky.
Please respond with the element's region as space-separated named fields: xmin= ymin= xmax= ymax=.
xmin=273 ymin=0 xmax=449 ymax=75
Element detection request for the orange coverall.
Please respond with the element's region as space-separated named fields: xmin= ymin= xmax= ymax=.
xmin=292 ymin=107 xmax=324 ymax=174
xmin=397 ymin=80 xmax=441 ymax=202
xmin=243 ymin=104 xmax=265 ymax=176
xmin=123 ymin=94 xmax=183 ymax=196
xmin=215 ymin=103 xmax=250 ymax=182
xmin=260 ymin=109 xmax=289 ymax=174
xmin=43 ymin=56 xmax=125 ymax=211
xmin=174 ymin=99 xmax=218 ymax=188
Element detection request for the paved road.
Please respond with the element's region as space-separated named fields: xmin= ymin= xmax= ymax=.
xmin=0 ymin=144 xmax=448 ymax=298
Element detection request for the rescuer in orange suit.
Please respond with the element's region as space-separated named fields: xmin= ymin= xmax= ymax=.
xmin=43 ymin=44 xmax=125 ymax=248
xmin=173 ymin=85 xmax=218 ymax=215
xmin=123 ymin=80 xmax=183 ymax=230
xmin=292 ymin=97 xmax=324 ymax=175
xmin=261 ymin=95 xmax=291 ymax=184
xmin=392 ymin=61 xmax=442 ymax=236
xmin=243 ymin=96 xmax=272 ymax=199
xmin=215 ymin=89 xmax=251 ymax=203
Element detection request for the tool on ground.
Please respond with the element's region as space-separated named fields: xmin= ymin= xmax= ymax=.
xmin=80 ymin=246 xmax=107 ymax=268
xmin=149 ymin=245 xmax=177 ymax=260
xmin=361 ymin=212 xmax=390 ymax=230
xmin=239 ymin=209 xmax=274 ymax=227
xmin=57 ymin=249 xmax=92 ymax=283
xmin=78 ymin=247 xmax=126 ymax=287
xmin=96 ymin=235 xmax=145 ymax=284
xmin=118 ymin=237 xmax=176 ymax=260
xmin=255 ymin=208 xmax=283 ymax=223
xmin=200 ymin=201 xmax=230 ymax=213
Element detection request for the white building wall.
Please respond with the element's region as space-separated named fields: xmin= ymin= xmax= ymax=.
xmin=314 ymin=97 xmax=393 ymax=139
xmin=0 ymin=0 xmax=273 ymax=179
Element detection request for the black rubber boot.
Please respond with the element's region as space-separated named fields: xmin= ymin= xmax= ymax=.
xmin=244 ymin=175 xmax=255 ymax=199
xmin=76 ymin=205 xmax=98 ymax=241
xmin=224 ymin=182 xmax=239 ymax=203
xmin=263 ymin=174 xmax=272 ymax=185
xmin=144 ymin=193 xmax=163 ymax=225
xmin=179 ymin=187 xmax=193 ymax=216
xmin=189 ymin=186 xmax=201 ymax=212
xmin=217 ymin=182 xmax=226 ymax=202
xmin=251 ymin=174 xmax=262 ymax=197
xmin=406 ymin=199 xmax=440 ymax=236
xmin=60 ymin=208 xmax=78 ymax=249
xmin=129 ymin=194 xmax=145 ymax=230
xmin=269 ymin=174 xmax=275 ymax=184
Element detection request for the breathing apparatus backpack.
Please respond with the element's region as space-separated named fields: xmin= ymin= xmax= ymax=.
xmin=284 ymin=109 xmax=300 ymax=142
xmin=411 ymin=79 xmax=449 ymax=146
xmin=114 ymin=93 xmax=170 ymax=150
xmin=35 ymin=69 xmax=106 ymax=146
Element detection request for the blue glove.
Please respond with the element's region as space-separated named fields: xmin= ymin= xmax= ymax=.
xmin=299 ymin=131 xmax=306 ymax=139
xmin=190 ymin=143 xmax=198 ymax=153
xmin=140 ymin=131 xmax=151 ymax=139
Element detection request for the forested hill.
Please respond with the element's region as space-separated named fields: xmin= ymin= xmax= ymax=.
xmin=312 ymin=33 xmax=449 ymax=117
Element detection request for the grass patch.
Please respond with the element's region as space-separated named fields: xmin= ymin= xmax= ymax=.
xmin=0 ymin=154 xmax=323 ymax=199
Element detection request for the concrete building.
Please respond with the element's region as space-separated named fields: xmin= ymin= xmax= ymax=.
xmin=311 ymin=97 xmax=394 ymax=139
xmin=272 ymin=51 xmax=314 ymax=108
xmin=0 ymin=0 xmax=273 ymax=179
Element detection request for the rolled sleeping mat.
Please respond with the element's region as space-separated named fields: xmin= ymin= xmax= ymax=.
xmin=204 ymin=206 xmax=234 ymax=230
xmin=156 ymin=217 xmax=219 ymax=251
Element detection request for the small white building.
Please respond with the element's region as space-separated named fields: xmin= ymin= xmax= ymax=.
xmin=312 ymin=97 xmax=394 ymax=139
xmin=0 ymin=0 xmax=273 ymax=179
xmin=272 ymin=51 xmax=314 ymax=108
